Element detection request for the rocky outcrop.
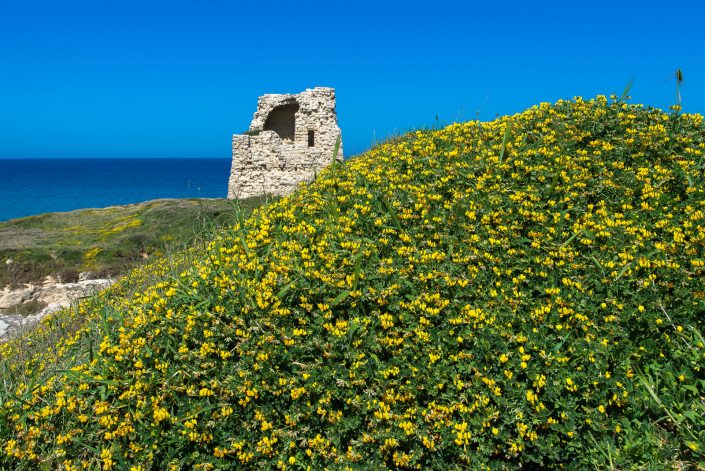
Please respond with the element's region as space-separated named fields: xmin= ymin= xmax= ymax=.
xmin=0 ymin=276 xmax=114 ymax=341
xmin=0 ymin=286 xmax=37 ymax=310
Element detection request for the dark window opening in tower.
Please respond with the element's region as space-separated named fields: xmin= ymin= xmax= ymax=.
xmin=263 ymin=103 xmax=299 ymax=141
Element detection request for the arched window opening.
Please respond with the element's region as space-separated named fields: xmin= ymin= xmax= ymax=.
xmin=263 ymin=103 xmax=299 ymax=141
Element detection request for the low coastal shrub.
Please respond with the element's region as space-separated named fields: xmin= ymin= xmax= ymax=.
xmin=0 ymin=96 xmax=703 ymax=469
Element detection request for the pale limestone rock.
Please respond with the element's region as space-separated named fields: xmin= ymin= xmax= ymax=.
xmin=0 ymin=286 xmax=36 ymax=310
xmin=0 ymin=275 xmax=114 ymax=341
xmin=35 ymin=279 xmax=113 ymax=306
xmin=43 ymin=275 xmax=60 ymax=285
xmin=228 ymin=87 xmax=343 ymax=200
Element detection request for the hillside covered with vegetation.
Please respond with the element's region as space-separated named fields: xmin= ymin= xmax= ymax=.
xmin=1 ymin=96 xmax=704 ymax=469
xmin=0 ymin=198 xmax=248 ymax=290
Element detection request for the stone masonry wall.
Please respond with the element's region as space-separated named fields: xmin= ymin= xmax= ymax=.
xmin=227 ymin=87 xmax=343 ymax=199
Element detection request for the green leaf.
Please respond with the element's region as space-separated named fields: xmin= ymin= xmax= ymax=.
xmin=330 ymin=290 xmax=350 ymax=307
xmin=615 ymin=262 xmax=632 ymax=281
xmin=331 ymin=134 xmax=341 ymax=163
xmin=498 ymin=121 xmax=512 ymax=164
xmin=561 ymin=229 xmax=583 ymax=248
xmin=276 ymin=279 xmax=297 ymax=299
xmin=682 ymin=410 xmax=699 ymax=422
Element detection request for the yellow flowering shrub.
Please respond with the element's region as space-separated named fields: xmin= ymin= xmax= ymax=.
xmin=1 ymin=96 xmax=704 ymax=469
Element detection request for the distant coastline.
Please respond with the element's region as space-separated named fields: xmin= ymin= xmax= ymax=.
xmin=0 ymin=196 xmax=265 ymax=341
xmin=0 ymin=157 xmax=231 ymax=221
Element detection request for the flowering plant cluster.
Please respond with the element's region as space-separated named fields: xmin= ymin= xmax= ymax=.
xmin=1 ymin=96 xmax=704 ymax=469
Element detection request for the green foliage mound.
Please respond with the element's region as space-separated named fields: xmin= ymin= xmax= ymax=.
xmin=1 ymin=96 xmax=704 ymax=469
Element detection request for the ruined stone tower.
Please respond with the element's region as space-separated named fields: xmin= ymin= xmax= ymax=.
xmin=227 ymin=87 xmax=343 ymax=199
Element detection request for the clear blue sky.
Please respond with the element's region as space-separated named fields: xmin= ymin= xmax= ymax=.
xmin=1 ymin=0 xmax=703 ymax=158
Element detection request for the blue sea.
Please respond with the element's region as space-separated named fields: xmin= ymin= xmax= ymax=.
xmin=0 ymin=158 xmax=232 ymax=222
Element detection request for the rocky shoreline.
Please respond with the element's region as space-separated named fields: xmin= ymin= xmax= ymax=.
xmin=0 ymin=274 xmax=114 ymax=341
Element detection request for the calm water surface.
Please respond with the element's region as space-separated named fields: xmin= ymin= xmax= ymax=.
xmin=0 ymin=158 xmax=231 ymax=221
